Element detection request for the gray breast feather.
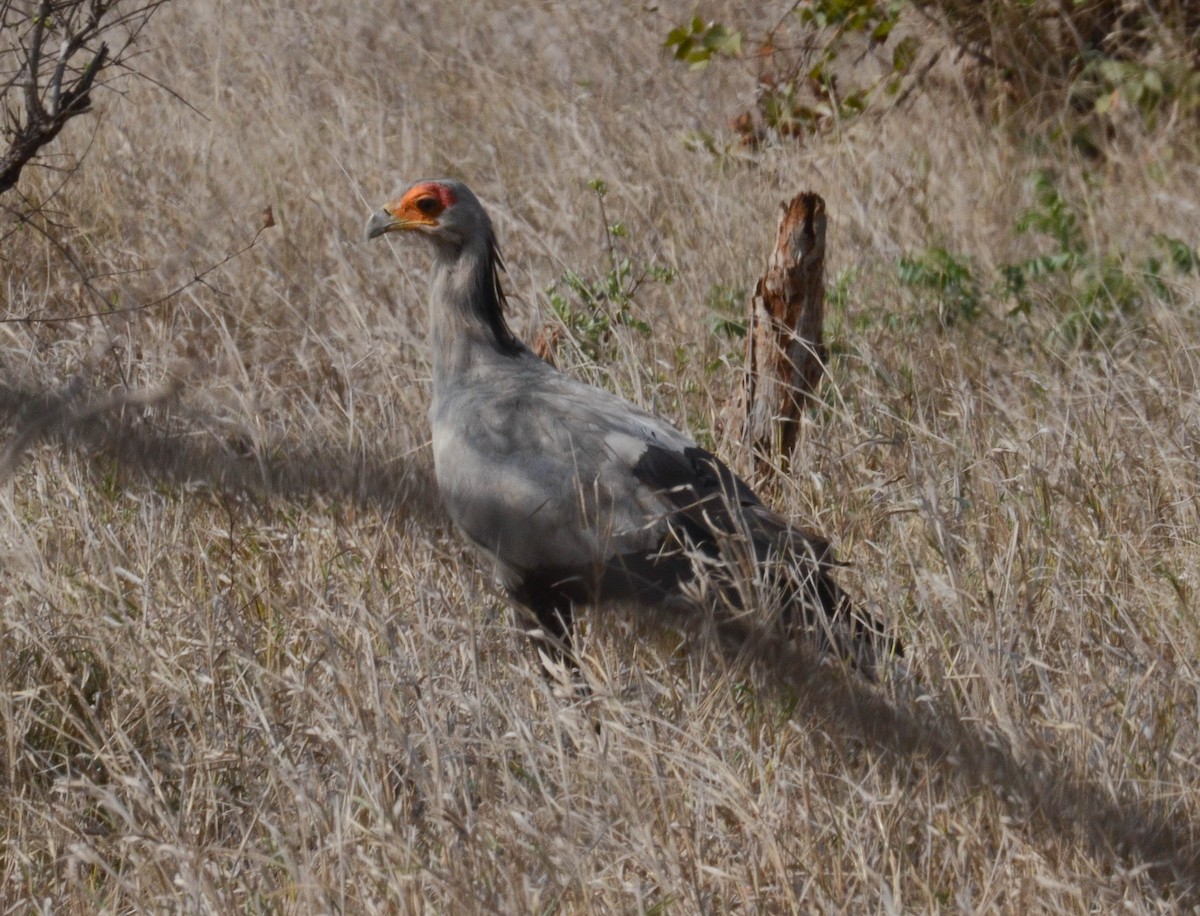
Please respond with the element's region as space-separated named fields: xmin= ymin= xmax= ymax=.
xmin=431 ymin=402 xmax=677 ymax=581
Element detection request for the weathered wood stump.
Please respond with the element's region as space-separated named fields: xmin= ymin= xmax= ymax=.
xmin=742 ymin=192 xmax=827 ymax=470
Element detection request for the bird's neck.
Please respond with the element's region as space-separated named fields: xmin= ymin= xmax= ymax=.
xmin=428 ymin=235 xmax=523 ymax=383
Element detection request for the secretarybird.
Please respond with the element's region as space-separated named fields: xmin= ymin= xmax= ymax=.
xmin=366 ymin=179 xmax=901 ymax=678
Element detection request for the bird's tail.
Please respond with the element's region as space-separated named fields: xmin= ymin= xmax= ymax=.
xmin=797 ymin=561 xmax=903 ymax=681
xmin=695 ymin=520 xmax=903 ymax=680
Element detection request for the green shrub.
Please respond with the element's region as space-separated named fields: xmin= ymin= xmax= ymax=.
xmin=546 ymin=179 xmax=673 ymax=364
xmin=898 ymin=171 xmax=1198 ymax=343
xmin=665 ymin=1 xmax=1200 ymax=151
xmin=898 ymin=247 xmax=982 ymax=324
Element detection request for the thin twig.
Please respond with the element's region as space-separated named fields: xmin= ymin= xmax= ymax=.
xmin=0 ymin=220 xmax=275 ymax=325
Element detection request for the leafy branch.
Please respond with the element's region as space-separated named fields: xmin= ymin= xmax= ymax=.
xmin=543 ymin=179 xmax=674 ymax=366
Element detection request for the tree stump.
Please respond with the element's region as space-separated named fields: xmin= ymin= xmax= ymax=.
xmin=742 ymin=192 xmax=827 ymax=470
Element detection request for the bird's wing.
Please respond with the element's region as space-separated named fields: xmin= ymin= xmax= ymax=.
xmin=433 ymin=357 xmax=820 ymax=583
xmin=435 ymin=356 xmax=897 ymax=668
xmin=430 ymin=360 xmax=690 ymax=583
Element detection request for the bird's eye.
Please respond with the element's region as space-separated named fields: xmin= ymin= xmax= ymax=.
xmin=415 ymin=197 xmax=441 ymax=216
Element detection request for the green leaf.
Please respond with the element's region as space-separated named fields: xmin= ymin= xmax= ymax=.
xmin=892 ymin=35 xmax=918 ymax=73
xmin=663 ymin=17 xmax=741 ymax=68
xmin=1155 ymin=234 xmax=1200 ymax=274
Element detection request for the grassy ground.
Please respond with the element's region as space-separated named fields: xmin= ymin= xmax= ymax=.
xmin=3 ymin=0 xmax=1200 ymax=911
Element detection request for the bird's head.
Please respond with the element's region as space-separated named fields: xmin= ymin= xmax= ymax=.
xmin=365 ymin=179 xmax=489 ymax=252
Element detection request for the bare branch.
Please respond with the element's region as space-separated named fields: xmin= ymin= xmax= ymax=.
xmin=23 ymin=1 xmax=50 ymax=120
xmin=0 ymin=0 xmax=172 ymax=196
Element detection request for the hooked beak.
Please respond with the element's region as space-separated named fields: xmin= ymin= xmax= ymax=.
xmin=364 ymin=207 xmax=406 ymax=241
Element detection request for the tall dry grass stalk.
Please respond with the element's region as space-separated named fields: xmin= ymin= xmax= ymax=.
xmin=3 ymin=0 xmax=1200 ymax=911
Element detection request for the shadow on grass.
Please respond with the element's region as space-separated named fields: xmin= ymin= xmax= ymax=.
xmin=700 ymin=615 xmax=1200 ymax=904
xmin=3 ymin=373 xmax=1197 ymax=903
xmin=0 ymin=374 xmax=444 ymax=526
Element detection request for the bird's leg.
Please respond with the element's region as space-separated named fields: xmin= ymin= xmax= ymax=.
xmin=533 ymin=599 xmax=574 ymax=651
xmin=505 ymin=585 xmax=579 ymax=677
xmin=531 ymin=599 xmax=578 ymax=679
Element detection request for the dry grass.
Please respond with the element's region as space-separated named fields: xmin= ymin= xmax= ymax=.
xmin=3 ymin=0 xmax=1200 ymax=911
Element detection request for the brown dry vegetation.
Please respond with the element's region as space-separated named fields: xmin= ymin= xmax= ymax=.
xmin=3 ymin=0 xmax=1200 ymax=911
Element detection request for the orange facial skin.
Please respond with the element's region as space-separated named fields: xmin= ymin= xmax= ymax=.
xmin=388 ymin=181 xmax=458 ymax=225
xmin=366 ymin=181 xmax=460 ymax=240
